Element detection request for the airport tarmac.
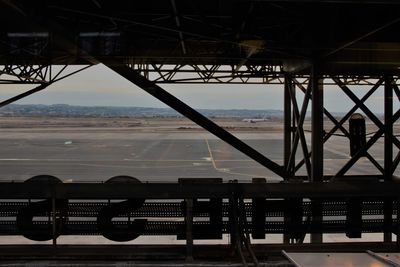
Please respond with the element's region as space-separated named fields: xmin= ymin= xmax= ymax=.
xmin=0 ymin=120 xmax=395 ymax=182
xmin=0 ymin=118 xmax=397 ymax=245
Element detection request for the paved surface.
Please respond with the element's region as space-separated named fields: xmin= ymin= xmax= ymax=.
xmin=0 ymin=128 xmax=394 ymax=182
xmin=0 ymin=126 xmax=395 ymax=245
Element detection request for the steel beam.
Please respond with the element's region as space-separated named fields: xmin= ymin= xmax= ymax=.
xmin=0 ymin=83 xmax=49 ymax=108
xmin=293 ymin=79 xmax=383 ymax=174
xmin=311 ymin=65 xmax=324 ymax=182
xmin=310 ymin=65 xmax=323 ymax=244
xmin=170 ymin=0 xmax=186 ymax=55
xmin=103 ymin=63 xmax=285 ymax=177
xmin=284 ymin=74 xmax=293 ymax=180
xmin=0 ymin=242 xmax=398 ymax=262
xmin=0 ymin=65 xmax=91 ymax=108
xmin=2 ymin=181 xmax=400 ymax=199
xmin=325 ymin=79 xmax=383 ymax=142
xmin=288 ymin=79 xmax=311 ymax=178
xmin=384 ymin=76 xmax=394 ymax=180
xmin=335 ymin=78 xmax=400 ymax=151
xmin=336 ymin=108 xmax=400 ymax=177
xmin=384 ymin=76 xmax=394 ymax=242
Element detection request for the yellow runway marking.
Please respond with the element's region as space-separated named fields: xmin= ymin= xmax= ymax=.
xmin=204 ymin=137 xmax=263 ymax=178
xmin=204 ymin=138 xmax=218 ymax=170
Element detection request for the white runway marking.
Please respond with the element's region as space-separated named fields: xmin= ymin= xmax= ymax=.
xmin=76 ymin=163 xmax=195 ymax=169
xmin=204 ymin=138 xmax=264 ymax=178
xmin=0 ymin=158 xmax=35 ymax=161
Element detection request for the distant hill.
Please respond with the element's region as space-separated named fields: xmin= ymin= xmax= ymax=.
xmin=0 ymin=104 xmax=284 ymax=119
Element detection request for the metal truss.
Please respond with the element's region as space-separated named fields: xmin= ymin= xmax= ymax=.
xmin=0 ymin=58 xmax=399 ymax=247
xmin=284 ymin=76 xmax=400 ymax=181
xmin=126 ymin=63 xmax=393 ymax=85
xmin=0 ymin=64 xmax=52 ymax=84
xmin=0 ymin=32 xmax=90 ymax=85
xmin=126 ymin=63 xmax=284 ymax=84
xmin=333 ymin=77 xmax=400 ymax=177
xmin=281 ymin=73 xmax=400 ymax=243
xmin=0 ymin=64 xmax=91 ymax=85
xmin=0 ymin=64 xmax=91 ymax=108
xmin=114 ymin=61 xmax=400 ymax=184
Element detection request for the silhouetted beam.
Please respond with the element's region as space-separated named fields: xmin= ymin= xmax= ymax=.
xmin=0 ymin=65 xmax=91 ymax=108
xmin=335 ymin=108 xmax=400 ymax=177
xmin=311 ymin=65 xmax=323 ymax=182
xmin=105 ymin=64 xmax=285 ymax=178
xmin=1 ymin=181 xmax=400 ymax=199
xmin=0 ymin=83 xmax=49 ymax=108
xmin=170 ymin=0 xmax=186 ymax=55
xmin=324 ymin=15 xmax=400 ymax=58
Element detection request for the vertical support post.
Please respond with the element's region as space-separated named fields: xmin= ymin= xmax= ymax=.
xmin=384 ymin=76 xmax=393 ymax=181
xmin=284 ymin=74 xmax=293 ymax=180
xmin=384 ymin=76 xmax=393 ymax=180
xmin=310 ymin=65 xmax=323 ymax=243
xmin=384 ymin=76 xmax=393 ymax=242
xmin=185 ymin=198 xmax=194 ymax=261
xmin=311 ymin=66 xmax=324 ymax=182
xmin=284 ymin=74 xmax=293 ymax=243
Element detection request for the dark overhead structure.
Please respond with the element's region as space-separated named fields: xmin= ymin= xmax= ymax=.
xmin=0 ymin=0 xmax=400 ymax=265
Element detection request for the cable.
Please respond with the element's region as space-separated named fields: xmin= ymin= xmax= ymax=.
xmin=230 ymin=195 xmax=248 ymax=267
xmin=239 ymin=197 xmax=260 ymax=267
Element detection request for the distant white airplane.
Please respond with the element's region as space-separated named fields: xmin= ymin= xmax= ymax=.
xmin=242 ymin=117 xmax=269 ymax=123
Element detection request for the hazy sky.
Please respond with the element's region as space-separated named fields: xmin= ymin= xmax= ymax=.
xmin=0 ymin=64 xmax=395 ymax=113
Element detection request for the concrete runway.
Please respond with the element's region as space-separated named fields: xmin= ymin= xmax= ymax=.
xmin=0 ymin=127 xmax=394 ymax=182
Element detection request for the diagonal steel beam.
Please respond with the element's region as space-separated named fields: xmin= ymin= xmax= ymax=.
xmin=365 ymin=153 xmax=384 ymax=174
xmin=334 ymin=78 xmax=400 ymax=150
xmin=295 ymin=78 xmax=385 ymax=173
xmin=325 ymin=79 xmax=383 ymax=141
xmin=391 ymin=82 xmax=400 ymax=174
xmin=290 ymin=80 xmax=313 ymax=174
xmin=392 ymin=151 xmax=400 ymax=174
xmin=334 ymin=78 xmax=384 ymax=128
xmin=335 ymin=108 xmax=400 ymax=177
xmin=295 ymin=80 xmax=343 ymax=142
xmin=170 ymin=0 xmax=186 ymax=55
xmin=324 ymin=16 xmax=400 ymax=58
xmin=104 ymin=63 xmax=285 ymax=178
xmin=287 ymin=79 xmax=311 ymax=178
xmin=0 ymin=65 xmax=92 ymax=109
xmin=0 ymin=83 xmax=49 ymax=108
xmin=393 ymin=82 xmax=400 ymax=102
xmin=335 ymin=128 xmax=383 ymax=177
xmin=292 ymin=79 xmax=353 ymax=173
xmin=324 ymin=111 xmax=350 ymax=138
